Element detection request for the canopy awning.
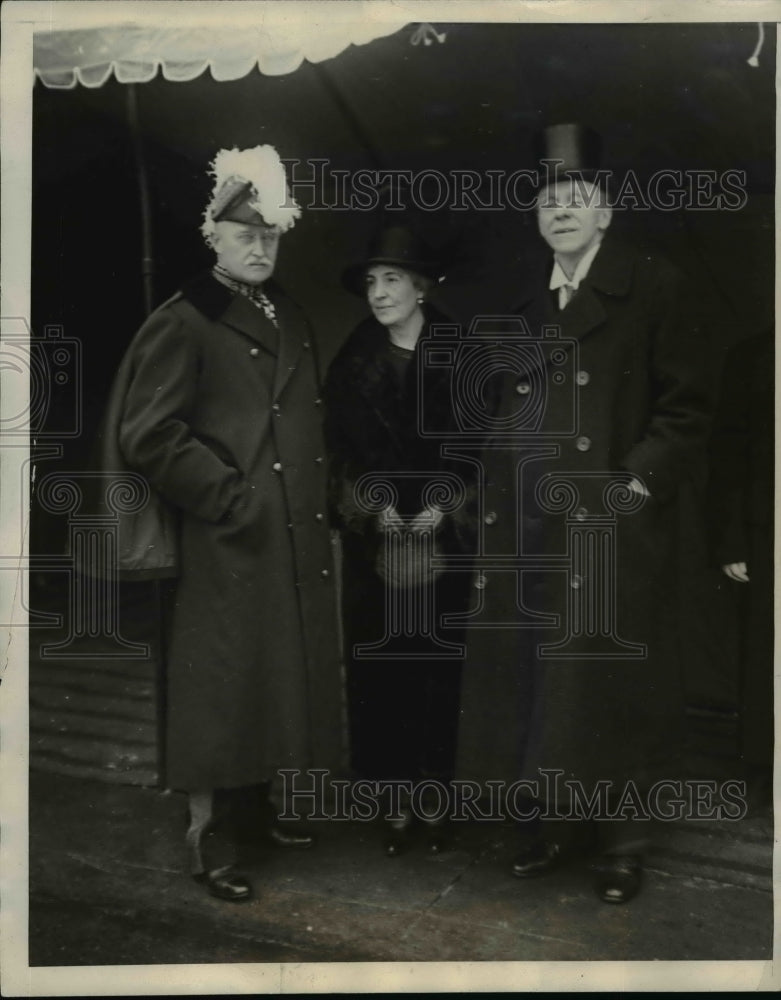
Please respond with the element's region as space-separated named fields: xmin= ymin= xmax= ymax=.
xmin=33 ymin=2 xmax=410 ymax=88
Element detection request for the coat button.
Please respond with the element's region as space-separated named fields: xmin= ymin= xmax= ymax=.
xmin=272 ymin=462 xmax=282 ymax=472
xmin=315 ymin=513 xmax=324 ymax=522
xmin=272 ymin=403 xmax=281 ymax=414
xmin=515 ymin=381 xmax=531 ymax=395
xmin=315 ymin=456 xmax=324 ymax=464
xmin=249 ymin=348 xmax=260 ymax=357
xmin=575 ymin=435 xmax=592 ymax=452
xmin=570 ymin=574 xmax=583 ymax=589
xmin=314 ymin=398 xmax=322 ymax=406
xmin=321 ymin=569 xmax=330 ymax=578
xmin=484 ymin=510 xmax=498 ymax=525
xmin=474 ymin=573 xmax=487 ymax=590
xmin=303 ymin=341 xmax=311 ymax=350
xmin=575 ymin=370 xmax=590 ymax=386
xmin=574 ymin=506 xmax=588 ymax=521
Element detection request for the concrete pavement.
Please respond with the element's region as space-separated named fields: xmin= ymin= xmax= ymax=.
xmin=28 ymin=769 xmax=773 ymax=968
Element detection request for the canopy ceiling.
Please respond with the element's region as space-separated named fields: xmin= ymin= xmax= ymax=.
xmin=33 ymin=4 xmax=410 ymax=88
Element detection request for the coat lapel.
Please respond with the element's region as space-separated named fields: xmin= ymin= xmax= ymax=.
xmin=347 ymin=323 xmax=405 ymax=452
xmin=180 ymin=270 xmax=279 ymax=355
xmin=556 ymin=284 xmax=607 ymax=344
xmin=220 ymin=293 xmax=280 ymax=357
xmin=514 ymin=235 xmax=636 ymax=358
xmin=271 ymin=293 xmax=305 ymax=401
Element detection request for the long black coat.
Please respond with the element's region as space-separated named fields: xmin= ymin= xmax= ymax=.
xmin=115 ymin=272 xmax=344 ymax=791
xmin=456 ymin=235 xmax=712 ymax=800
xmin=708 ymin=331 xmax=774 ymax=766
xmin=323 ymin=306 xmax=474 ymax=781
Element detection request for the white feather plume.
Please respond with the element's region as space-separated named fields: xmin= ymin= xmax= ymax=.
xmin=201 ymin=144 xmax=300 ymax=244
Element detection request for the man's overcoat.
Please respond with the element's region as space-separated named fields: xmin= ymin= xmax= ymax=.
xmin=108 ymin=272 xmax=344 ymax=791
xmin=456 ymin=234 xmax=712 ymax=801
xmin=708 ymin=331 xmax=774 ymax=767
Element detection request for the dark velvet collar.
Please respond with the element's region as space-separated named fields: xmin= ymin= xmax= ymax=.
xmin=179 ymin=270 xmax=284 ymax=322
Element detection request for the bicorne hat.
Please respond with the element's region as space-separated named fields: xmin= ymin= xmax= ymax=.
xmin=341 ymin=225 xmax=444 ymax=297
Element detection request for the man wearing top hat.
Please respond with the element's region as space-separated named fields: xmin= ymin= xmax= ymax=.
xmin=105 ymin=146 xmax=343 ymax=901
xmin=456 ymin=124 xmax=712 ymax=902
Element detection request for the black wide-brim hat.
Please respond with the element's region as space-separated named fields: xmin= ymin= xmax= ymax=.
xmin=341 ymin=224 xmax=444 ymax=296
xmin=532 ymin=122 xmax=606 ymax=192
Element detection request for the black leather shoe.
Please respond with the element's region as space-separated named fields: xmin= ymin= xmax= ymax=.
xmin=266 ymin=824 xmax=316 ymax=850
xmin=421 ymin=817 xmax=449 ymax=855
xmin=424 ymin=829 xmax=447 ymax=855
xmin=511 ymin=840 xmax=561 ymax=878
xmin=384 ymin=834 xmax=405 ymax=857
xmin=593 ymin=855 xmax=643 ymax=904
xmin=384 ymin=808 xmax=414 ymax=857
xmin=193 ymin=865 xmax=253 ymax=902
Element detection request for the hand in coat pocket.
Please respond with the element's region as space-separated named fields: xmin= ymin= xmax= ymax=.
xmin=219 ymin=477 xmax=264 ymax=533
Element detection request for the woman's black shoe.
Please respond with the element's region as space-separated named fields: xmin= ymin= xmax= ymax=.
xmin=267 ymin=824 xmax=316 ymax=849
xmin=511 ymin=840 xmax=561 ymax=878
xmin=384 ymin=806 xmax=414 ymax=857
xmin=193 ymin=865 xmax=253 ymax=902
xmin=420 ymin=816 xmax=449 ymax=855
xmin=384 ymin=832 xmax=409 ymax=857
xmin=424 ymin=830 xmax=447 ymax=855
xmin=593 ymin=854 xmax=643 ymax=904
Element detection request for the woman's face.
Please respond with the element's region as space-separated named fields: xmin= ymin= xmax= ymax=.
xmin=365 ymin=265 xmax=421 ymax=328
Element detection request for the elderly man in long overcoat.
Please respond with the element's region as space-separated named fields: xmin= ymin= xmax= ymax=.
xmin=103 ymin=146 xmax=343 ymax=901
xmin=456 ymin=125 xmax=712 ymax=903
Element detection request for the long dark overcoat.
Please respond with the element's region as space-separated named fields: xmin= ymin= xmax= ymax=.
xmin=456 ymin=234 xmax=712 ymax=802
xmin=708 ymin=330 xmax=774 ymax=766
xmin=111 ymin=271 xmax=344 ymax=791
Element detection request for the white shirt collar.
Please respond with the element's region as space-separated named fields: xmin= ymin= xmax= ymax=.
xmin=549 ymin=238 xmax=603 ymax=293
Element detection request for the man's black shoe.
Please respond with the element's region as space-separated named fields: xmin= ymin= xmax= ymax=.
xmin=511 ymin=840 xmax=561 ymax=878
xmin=266 ymin=824 xmax=316 ymax=849
xmin=193 ymin=865 xmax=253 ymax=902
xmin=593 ymin=854 xmax=643 ymax=904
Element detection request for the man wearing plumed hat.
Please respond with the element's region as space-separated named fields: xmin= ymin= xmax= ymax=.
xmin=106 ymin=146 xmax=343 ymax=901
xmin=456 ymin=124 xmax=712 ymax=903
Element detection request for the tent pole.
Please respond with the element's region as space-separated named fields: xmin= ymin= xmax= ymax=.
xmin=126 ymin=83 xmax=155 ymax=316
xmin=127 ymin=83 xmax=165 ymax=786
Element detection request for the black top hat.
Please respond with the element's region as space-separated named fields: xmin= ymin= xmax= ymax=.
xmin=533 ymin=123 xmax=605 ymax=189
xmin=342 ymin=225 xmax=443 ymax=296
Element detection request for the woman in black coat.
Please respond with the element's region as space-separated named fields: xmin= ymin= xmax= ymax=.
xmin=324 ymin=226 xmax=473 ymax=855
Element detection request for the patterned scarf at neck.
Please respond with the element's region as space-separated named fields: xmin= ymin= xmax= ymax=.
xmin=212 ymin=265 xmax=278 ymax=326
